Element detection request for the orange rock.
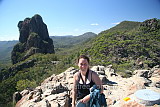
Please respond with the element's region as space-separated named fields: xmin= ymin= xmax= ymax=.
xmin=121 ymin=101 xmax=145 ymax=107
xmin=123 ymin=97 xmax=131 ymax=101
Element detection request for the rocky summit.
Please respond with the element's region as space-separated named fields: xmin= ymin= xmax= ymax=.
xmin=11 ymin=14 xmax=54 ymax=64
xmin=14 ymin=65 xmax=160 ymax=107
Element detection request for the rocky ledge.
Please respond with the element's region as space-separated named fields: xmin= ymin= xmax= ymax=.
xmin=14 ymin=65 xmax=160 ymax=107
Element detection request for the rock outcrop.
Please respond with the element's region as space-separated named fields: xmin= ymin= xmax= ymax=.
xmin=140 ymin=18 xmax=160 ymax=32
xmin=11 ymin=14 xmax=54 ymax=64
xmin=14 ymin=65 xmax=160 ymax=107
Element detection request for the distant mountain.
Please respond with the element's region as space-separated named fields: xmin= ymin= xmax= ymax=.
xmin=50 ymin=32 xmax=97 ymax=48
xmin=0 ymin=40 xmax=18 ymax=63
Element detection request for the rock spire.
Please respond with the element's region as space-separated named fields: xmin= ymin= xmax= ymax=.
xmin=11 ymin=14 xmax=54 ymax=64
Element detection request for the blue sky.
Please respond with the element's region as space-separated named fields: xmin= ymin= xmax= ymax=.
xmin=0 ymin=0 xmax=160 ymax=41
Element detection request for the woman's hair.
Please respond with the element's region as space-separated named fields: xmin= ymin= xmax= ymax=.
xmin=77 ymin=55 xmax=90 ymax=64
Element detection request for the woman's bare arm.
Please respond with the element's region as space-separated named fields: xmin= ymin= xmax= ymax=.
xmin=72 ymin=73 xmax=78 ymax=107
xmin=92 ymin=71 xmax=103 ymax=91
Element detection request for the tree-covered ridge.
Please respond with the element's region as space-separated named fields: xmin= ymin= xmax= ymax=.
xmin=81 ymin=18 xmax=160 ymax=73
xmin=106 ymin=21 xmax=141 ymax=32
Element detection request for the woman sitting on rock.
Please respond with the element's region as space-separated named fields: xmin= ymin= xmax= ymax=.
xmin=72 ymin=55 xmax=103 ymax=107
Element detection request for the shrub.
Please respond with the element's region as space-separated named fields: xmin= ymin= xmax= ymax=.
xmin=16 ymin=79 xmax=37 ymax=91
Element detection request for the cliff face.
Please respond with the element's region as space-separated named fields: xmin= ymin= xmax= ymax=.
xmin=11 ymin=14 xmax=54 ymax=64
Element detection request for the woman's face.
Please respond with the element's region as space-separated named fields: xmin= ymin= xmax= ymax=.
xmin=78 ymin=58 xmax=89 ymax=72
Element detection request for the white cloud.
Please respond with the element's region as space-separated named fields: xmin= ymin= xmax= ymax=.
xmin=90 ymin=23 xmax=99 ymax=26
xmin=74 ymin=28 xmax=79 ymax=31
xmin=112 ymin=22 xmax=120 ymax=25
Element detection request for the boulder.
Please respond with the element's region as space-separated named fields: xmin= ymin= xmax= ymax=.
xmin=13 ymin=92 xmax=22 ymax=104
xmin=135 ymin=89 xmax=160 ymax=106
xmin=133 ymin=70 xmax=151 ymax=78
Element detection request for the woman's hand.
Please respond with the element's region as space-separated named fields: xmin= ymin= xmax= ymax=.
xmin=80 ymin=94 xmax=90 ymax=103
xmin=72 ymin=105 xmax=75 ymax=107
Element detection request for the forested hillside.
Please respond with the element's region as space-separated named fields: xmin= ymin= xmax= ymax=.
xmin=80 ymin=18 xmax=160 ymax=75
xmin=0 ymin=18 xmax=160 ymax=107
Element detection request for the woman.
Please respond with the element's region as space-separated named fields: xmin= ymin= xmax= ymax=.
xmin=72 ymin=55 xmax=103 ymax=107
